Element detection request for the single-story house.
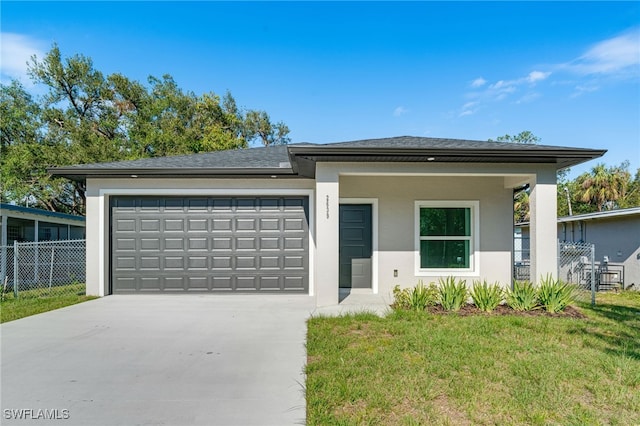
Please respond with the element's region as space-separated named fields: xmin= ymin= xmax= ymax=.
xmin=517 ymin=207 xmax=640 ymax=290
xmin=0 ymin=203 xmax=86 ymax=285
xmin=50 ymin=136 xmax=605 ymax=306
xmin=0 ymin=203 xmax=86 ymax=246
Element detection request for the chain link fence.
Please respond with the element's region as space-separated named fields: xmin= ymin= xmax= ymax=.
xmin=558 ymin=241 xmax=596 ymax=305
xmin=513 ymin=234 xmax=530 ymax=281
xmin=1 ymin=240 xmax=86 ymax=299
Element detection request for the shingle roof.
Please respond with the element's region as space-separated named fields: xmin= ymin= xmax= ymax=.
xmin=63 ymin=144 xmax=292 ymax=170
xmin=319 ymin=136 xmax=573 ymax=151
xmin=49 ymin=136 xmax=606 ymax=181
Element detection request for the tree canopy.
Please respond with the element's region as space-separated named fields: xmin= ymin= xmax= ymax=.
xmin=490 ymin=132 xmax=639 ymax=222
xmin=1 ymin=44 xmax=290 ymax=215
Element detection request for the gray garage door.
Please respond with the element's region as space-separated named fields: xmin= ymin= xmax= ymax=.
xmin=110 ymin=196 xmax=309 ymax=293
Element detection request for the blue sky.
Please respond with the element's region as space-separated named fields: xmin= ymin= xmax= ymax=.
xmin=2 ymin=1 xmax=639 ymax=178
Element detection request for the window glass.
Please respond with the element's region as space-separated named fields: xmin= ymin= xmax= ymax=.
xmin=417 ymin=205 xmax=474 ymax=271
xmin=420 ymin=240 xmax=470 ymax=269
xmin=420 ymin=208 xmax=470 ymax=236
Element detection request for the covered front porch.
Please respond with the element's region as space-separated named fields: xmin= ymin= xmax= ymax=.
xmin=312 ymin=162 xmax=558 ymax=307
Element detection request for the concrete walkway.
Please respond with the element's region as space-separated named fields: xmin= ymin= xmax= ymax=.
xmin=1 ymin=295 xmax=316 ymax=426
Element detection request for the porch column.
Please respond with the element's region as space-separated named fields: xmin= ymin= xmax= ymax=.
xmin=529 ymin=167 xmax=558 ymax=283
xmin=315 ymin=163 xmax=340 ymax=306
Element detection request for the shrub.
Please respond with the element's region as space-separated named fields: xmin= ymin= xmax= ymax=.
xmin=470 ymin=280 xmax=503 ymax=312
xmin=537 ymin=275 xmax=577 ymax=313
xmin=438 ymin=276 xmax=468 ymax=311
xmin=392 ymin=281 xmax=437 ymax=311
xmin=506 ymin=280 xmax=539 ymax=311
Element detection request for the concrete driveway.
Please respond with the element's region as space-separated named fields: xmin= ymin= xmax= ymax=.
xmin=1 ymin=295 xmax=316 ymax=426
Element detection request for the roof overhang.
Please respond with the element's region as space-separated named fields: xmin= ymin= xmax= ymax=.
xmin=49 ymin=167 xmax=298 ymax=182
xmin=49 ymin=140 xmax=607 ymax=182
xmin=287 ymin=146 xmax=607 ymax=170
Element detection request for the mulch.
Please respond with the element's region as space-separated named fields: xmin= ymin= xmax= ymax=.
xmin=411 ymin=304 xmax=586 ymax=318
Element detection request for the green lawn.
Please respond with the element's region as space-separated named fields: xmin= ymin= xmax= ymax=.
xmin=0 ymin=283 xmax=97 ymax=323
xmin=306 ymin=292 xmax=640 ymax=425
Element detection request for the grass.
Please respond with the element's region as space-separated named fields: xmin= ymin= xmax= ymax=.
xmin=0 ymin=283 xmax=97 ymax=323
xmin=306 ymin=291 xmax=640 ymax=425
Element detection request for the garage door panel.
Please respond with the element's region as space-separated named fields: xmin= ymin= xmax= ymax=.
xmin=114 ymin=277 xmax=136 ymax=290
xmin=236 ymin=276 xmax=258 ymax=289
xmin=163 ymin=219 xmax=184 ymax=232
xmin=236 ymin=218 xmax=256 ymax=231
xmin=260 ymin=218 xmax=280 ymax=231
xmin=260 ymin=256 xmax=280 ymax=269
xmin=111 ymin=196 xmax=308 ymax=293
xmin=141 ymin=219 xmax=160 ymax=232
xmin=116 ymin=238 xmax=136 ymax=251
xmin=188 ymin=256 xmax=208 ymax=270
xmin=260 ymin=237 xmax=280 ymax=250
xmin=164 ymin=277 xmax=186 ymax=290
xmin=188 ymin=238 xmax=208 ymax=251
xmin=212 ymin=256 xmax=232 ymax=269
xmin=188 ymin=219 xmax=208 ymax=231
xmin=140 ymin=256 xmax=160 ymax=270
xmin=140 ymin=277 xmax=160 ymax=290
xmin=164 ymin=238 xmax=184 ymax=251
xmin=236 ymin=237 xmax=257 ymax=250
xmin=186 ymin=198 xmax=208 ymax=211
xmin=284 ymin=237 xmax=304 ymax=250
xmin=212 ymin=198 xmax=233 ymax=210
xmin=187 ymin=276 xmax=208 ymax=290
xmin=212 ymin=237 xmax=232 ymax=250
xmin=284 ymin=256 xmax=305 ymax=269
xmin=140 ymin=238 xmax=160 ymax=251
xmin=115 ymin=257 xmax=136 ymax=270
xmin=115 ymin=219 xmax=136 ymax=232
xmin=212 ymin=218 xmax=232 ymax=231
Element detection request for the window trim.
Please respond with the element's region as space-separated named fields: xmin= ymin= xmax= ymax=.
xmin=414 ymin=200 xmax=479 ymax=276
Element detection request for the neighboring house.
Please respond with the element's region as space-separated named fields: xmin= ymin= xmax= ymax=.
xmin=50 ymin=136 xmax=604 ymax=306
xmin=517 ymin=207 xmax=640 ymax=290
xmin=0 ymin=203 xmax=86 ymax=245
xmin=0 ymin=204 xmax=86 ymax=284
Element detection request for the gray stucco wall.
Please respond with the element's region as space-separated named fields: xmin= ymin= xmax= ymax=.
xmin=568 ymin=215 xmax=640 ymax=289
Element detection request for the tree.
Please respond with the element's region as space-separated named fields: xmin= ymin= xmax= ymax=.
xmin=1 ymin=44 xmax=290 ymax=215
xmin=576 ymin=162 xmax=630 ymax=211
xmin=513 ymin=189 xmax=530 ymax=223
xmin=489 ymin=130 xmax=541 ymax=144
xmin=491 ymin=131 xmax=542 ymax=222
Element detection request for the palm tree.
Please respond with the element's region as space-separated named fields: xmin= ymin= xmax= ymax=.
xmin=578 ymin=163 xmax=628 ymax=211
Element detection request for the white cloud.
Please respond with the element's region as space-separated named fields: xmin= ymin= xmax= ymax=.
xmin=393 ymin=106 xmax=409 ymax=117
xmin=470 ymin=77 xmax=486 ymax=88
xmin=564 ymin=28 xmax=640 ymax=76
xmin=0 ymin=33 xmax=45 ymax=84
xmin=570 ymin=84 xmax=600 ymax=98
xmin=458 ymin=27 xmax=639 ymax=116
xmin=527 ymin=71 xmax=551 ymax=83
xmin=516 ymin=92 xmax=541 ymax=104
xmin=459 ymin=101 xmax=479 ymax=117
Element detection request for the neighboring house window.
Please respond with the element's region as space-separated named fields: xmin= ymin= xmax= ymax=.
xmin=7 ymin=225 xmax=22 ymax=242
xmin=415 ymin=201 xmax=479 ymax=275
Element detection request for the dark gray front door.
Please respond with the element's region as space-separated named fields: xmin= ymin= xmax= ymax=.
xmin=339 ymin=204 xmax=372 ymax=289
xmin=110 ymin=196 xmax=309 ymax=293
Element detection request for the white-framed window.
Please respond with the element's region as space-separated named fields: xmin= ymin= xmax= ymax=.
xmin=415 ymin=201 xmax=479 ymax=275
